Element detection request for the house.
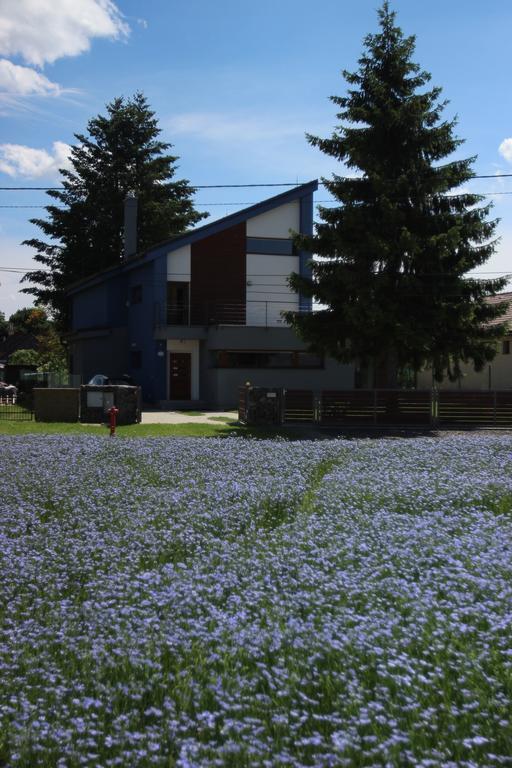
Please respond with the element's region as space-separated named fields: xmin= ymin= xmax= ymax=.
xmin=0 ymin=331 xmax=39 ymax=362
xmin=416 ymin=292 xmax=512 ymax=390
xmin=0 ymin=332 xmax=39 ymax=385
xmin=67 ymin=181 xmax=354 ymax=408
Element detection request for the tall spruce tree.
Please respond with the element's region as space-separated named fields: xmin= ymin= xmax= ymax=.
xmin=22 ymin=93 xmax=206 ymax=328
xmin=287 ymin=2 xmax=508 ymax=384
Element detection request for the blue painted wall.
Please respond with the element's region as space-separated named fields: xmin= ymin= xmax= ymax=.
xmin=298 ymin=192 xmax=314 ymax=313
xmin=72 ymin=282 xmax=108 ymax=330
xmin=246 ymin=237 xmax=294 ymax=255
xmin=72 ymin=275 xmax=129 ymax=330
xmin=124 ymin=255 xmax=168 ymax=403
xmin=126 ymin=262 xmax=154 ymax=399
xmin=152 ymin=255 xmax=168 ymax=401
xmin=108 ymin=274 xmax=129 ymax=327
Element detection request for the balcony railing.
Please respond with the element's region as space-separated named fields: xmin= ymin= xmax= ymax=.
xmin=155 ymin=300 xmax=311 ymax=329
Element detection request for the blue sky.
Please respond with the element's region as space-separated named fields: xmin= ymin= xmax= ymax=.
xmin=1 ymin=0 xmax=512 ymax=316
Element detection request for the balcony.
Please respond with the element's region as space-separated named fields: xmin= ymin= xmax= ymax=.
xmin=154 ymin=300 xmax=310 ymax=329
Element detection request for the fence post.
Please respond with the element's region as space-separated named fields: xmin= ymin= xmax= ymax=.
xmin=314 ymin=391 xmax=321 ymax=424
xmin=494 ymin=390 xmax=497 ymax=426
xmin=431 ymin=388 xmax=438 ymax=428
xmin=373 ymin=389 xmax=377 ymax=425
xmin=280 ymin=388 xmax=286 ymax=425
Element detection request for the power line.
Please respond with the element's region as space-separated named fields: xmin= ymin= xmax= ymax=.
xmin=2 ymin=174 xmax=512 ymax=192
xmin=3 ymin=190 xmax=512 ymax=211
xmin=0 ymin=183 xmax=304 ymax=191
xmin=1 ymin=266 xmax=511 ymax=280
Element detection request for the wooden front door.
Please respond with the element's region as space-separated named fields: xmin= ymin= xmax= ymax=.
xmin=169 ymin=353 xmax=191 ymax=400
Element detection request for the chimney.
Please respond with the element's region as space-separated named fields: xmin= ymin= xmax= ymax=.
xmin=124 ymin=192 xmax=138 ymax=259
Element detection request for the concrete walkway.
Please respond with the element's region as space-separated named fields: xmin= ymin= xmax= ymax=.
xmin=141 ymin=409 xmax=238 ymax=424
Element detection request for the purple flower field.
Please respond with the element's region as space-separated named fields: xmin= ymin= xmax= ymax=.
xmin=1 ymin=434 xmax=512 ymax=767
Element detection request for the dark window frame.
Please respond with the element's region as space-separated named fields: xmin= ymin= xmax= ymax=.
xmin=212 ymin=349 xmax=324 ymax=369
xmin=167 ymin=281 xmax=190 ymax=325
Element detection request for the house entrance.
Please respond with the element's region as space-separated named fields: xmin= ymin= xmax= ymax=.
xmin=169 ymin=352 xmax=191 ymax=400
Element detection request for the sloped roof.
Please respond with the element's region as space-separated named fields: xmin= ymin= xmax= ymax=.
xmin=67 ymin=180 xmax=318 ymax=295
xmin=486 ymin=291 xmax=512 ymax=328
xmin=145 ymin=180 xmax=318 ymax=257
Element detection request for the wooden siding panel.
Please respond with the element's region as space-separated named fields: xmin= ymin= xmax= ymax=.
xmin=190 ymin=222 xmax=246 ymax=325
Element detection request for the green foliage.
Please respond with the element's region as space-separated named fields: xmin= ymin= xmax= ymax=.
xmin=22 ymin=92 xmax=207 ymax=327
xmin=8 ymin=307 xmax=50 ymax=335
xmin=0 ymin=311 xmax=9 ymax=338
xmin=35 ymin=325 xmax=68 ymax=373
xmin=287 ymin=2 xmax=509 ymax=383
xmin=4 ymin=307 xmax=67 ymax=373
xmin=8 ymin=348 xmax=39 ymax=366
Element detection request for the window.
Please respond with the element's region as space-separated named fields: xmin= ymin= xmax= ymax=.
xmin=131 ymin=285 xmax=142 ymax=304
xmin=167 ymin=281 xmax=190 ymax=325
xmin=131 ymin=350 xmax=142 ymax=369
xmin=503 ymin=340 xmax=510 ymax=355
xmin=213 ymin=350 xmax=323 ymax=369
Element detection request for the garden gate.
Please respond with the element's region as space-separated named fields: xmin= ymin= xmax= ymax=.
xmin=0 ymin=391 xmax=34 ymax=421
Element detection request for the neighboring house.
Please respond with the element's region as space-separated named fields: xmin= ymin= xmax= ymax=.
xmin=67 ymin=181 xmax=354 ymax=408
xmin=0 ymin=332 xmax=39 ymax=363
xmin=416 ymin=292 xmax=512 ymax=390
xmin=0 ymin=332 xmax=39 ymax=385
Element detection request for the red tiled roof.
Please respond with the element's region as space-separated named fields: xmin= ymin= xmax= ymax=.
xmin=486 ymin=292 xmax=512 ymax=329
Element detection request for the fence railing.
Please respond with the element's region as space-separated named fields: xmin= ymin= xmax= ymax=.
xmin=0 ymin=391 xmax=34 ymax=421
xmin=154 ymin=301 xmax=311 ymax=328
xmin=239 ymin=387 xmax=512 ymax=428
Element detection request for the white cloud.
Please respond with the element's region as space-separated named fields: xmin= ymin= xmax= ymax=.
xmin=0 ymin=238 xmax=41 ymax=316
xmin=499 ymin=138 xmax=512 ymax=164
xmin=167 ymin=112 xmax=303 ymax=144
xmin=0 ymin=58 xmax=61 ymax=96
xmin=0 ymin=0 xmax=128 ymax=68
xmin=0 ymin=141 xmax=72 ymax=178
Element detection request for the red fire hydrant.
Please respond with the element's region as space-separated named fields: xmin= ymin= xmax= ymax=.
xmin=108 ymin=406 xmax=119 ymax=437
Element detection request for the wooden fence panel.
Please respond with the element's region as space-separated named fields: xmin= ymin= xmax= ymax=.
xmin=283 ymin=389 xmax=315 ymax=423
xmin=438 ymin=390 xmax=512 ymax=427
xmin=321 ymin=390 xmax=376 ymax=425
xmin=375 ymin=390 xmax=432 ymax=426
xmin=496 ymin=392 xmax=512 ymax=427
xmin=240 ymin=387 xmax=512 ymax=428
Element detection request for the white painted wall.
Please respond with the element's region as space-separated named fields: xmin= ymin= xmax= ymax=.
xmin=416 ymin=339 xmax=512 ymax=389
xmin=166 ymin=339 xmax=200 ymax=400
xmin=246 ymin=201 xmax=300 ymax=238
xmin=246 ymin=253 xmax=299 ymax=326
xmin=167 ymin=245 xmax=191 ymax=281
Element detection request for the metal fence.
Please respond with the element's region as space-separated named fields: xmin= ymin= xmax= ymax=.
xmin=239 ymin=387 xmax=512 ymax=428
xmin=0 ymin=391 xmax=34 ymax=421
xmin=154 ymin=301 xmax=310 ymax=329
